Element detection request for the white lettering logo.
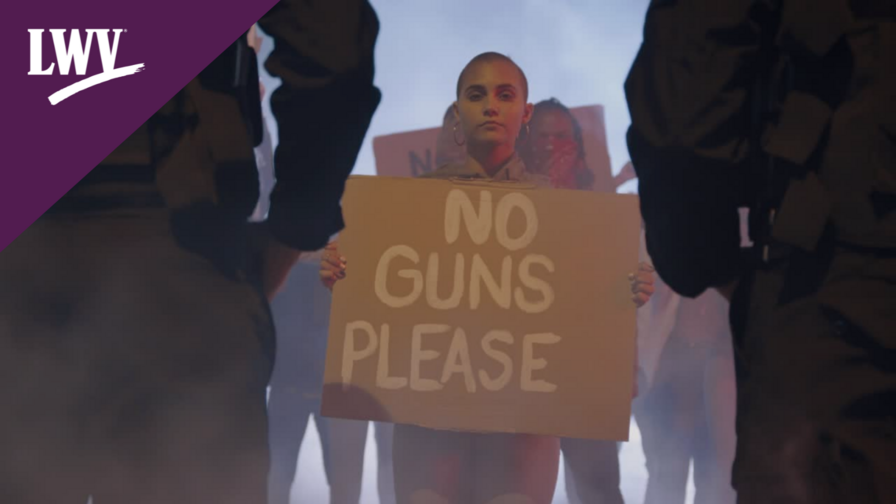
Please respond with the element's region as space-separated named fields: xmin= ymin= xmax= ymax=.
xmin=28 ymin=29 xmax=145 ymax=105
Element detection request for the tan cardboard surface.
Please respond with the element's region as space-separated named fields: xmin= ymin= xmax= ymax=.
xmin=321 ymin=175 xmax=640 ymax=441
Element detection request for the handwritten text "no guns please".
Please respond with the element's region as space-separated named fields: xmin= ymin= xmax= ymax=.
xmin=342 ymin=189 xmax=562 ymax=394
xmin=373 ymin=189 xmax=556 ymax=314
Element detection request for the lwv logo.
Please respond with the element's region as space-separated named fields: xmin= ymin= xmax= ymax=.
xmin=28 ymin=29 xmax=145 ymax=105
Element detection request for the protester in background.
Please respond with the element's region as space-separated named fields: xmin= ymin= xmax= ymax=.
xmin=267 ymin=258 xmax=335 ymax=504
xmin=267 ymin=255 xmax=396 ymax=504
xmin=633 ymin=277 xmax=737 ymax=504
xmin=631 ymin=216 xmax=747 ymax=504
xmin=373 ymin=422 xmax=397 ymax=504
xmin=321 ymin=52 xmax=654 ymax=504
xmin=519 ymin=98 xmax=594 ymax=191
xmin=519 ymin=97 xmax=626 ymax=504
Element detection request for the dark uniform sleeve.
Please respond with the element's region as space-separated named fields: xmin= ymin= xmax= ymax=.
xmin=258 ymin=0 xmax=381 ymax=251
xmin=625 ymin=1 xmax=774 ymax=297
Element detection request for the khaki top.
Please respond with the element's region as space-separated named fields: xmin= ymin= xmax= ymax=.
xmin=421 ymin=153 xmax=551 ymax=187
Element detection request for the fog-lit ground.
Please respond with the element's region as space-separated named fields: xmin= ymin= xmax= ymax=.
xmin=84 ymin=417 xmax=696 ymax=504
xmin=287 ymin=418 xmax=696 ymax=504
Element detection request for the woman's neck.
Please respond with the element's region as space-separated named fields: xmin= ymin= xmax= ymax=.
xmin=466 ymin=143 xmax=517 ymax=178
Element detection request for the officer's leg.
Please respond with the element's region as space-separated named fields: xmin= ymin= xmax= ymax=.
xmin=559 ymin=438 xmax=623 ymax=504
xmin=733 ymin=252 xmax=896 ymax=504
xmin=79 ymin=212 xmax=274 ymax=504
xmin=0 ymin=330 xmax=92 ymax=504
xmin=0 ymin=327 xmax=92 ymax=504
xmin=733 ymin=270 xmax=822 ymax=504
xmin=816 ymin=253 xmax=896 ymax=503
xmin=267 ymin=386 xmax=313 ymax=504
xmin=0 ymin=218 xmax=94 ymax=504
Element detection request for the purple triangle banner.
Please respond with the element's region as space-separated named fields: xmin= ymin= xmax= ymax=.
xmin=1 ymin=0 xmax=279 ymax=252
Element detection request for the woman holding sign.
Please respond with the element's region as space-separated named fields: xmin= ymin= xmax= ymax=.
xmin=321 ymin=52 xmax=654 ymax=504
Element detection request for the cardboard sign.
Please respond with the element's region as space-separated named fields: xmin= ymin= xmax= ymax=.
xmin=373 ymin=126 xmax=443 ymax=178
xmin=373 ymin=105 xmax=615 ymax=192
xmin=321 ymin=175 xmax=640 ymax=441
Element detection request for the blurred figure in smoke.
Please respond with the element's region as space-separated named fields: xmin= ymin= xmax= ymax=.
xmin=0 ymin=2 xmax=380 ymax=503
xmin=321 ymin=52 xmax=655 ymax=504
xmin=633 ymin=277 xmax=737 ymax=504
xmin=373 ymin=421 xmax=398 ymax=504
xmin=267 ymin=255 xmax=396 ymax=504
xmin=266 ymin=257 xmax=337 ymax=504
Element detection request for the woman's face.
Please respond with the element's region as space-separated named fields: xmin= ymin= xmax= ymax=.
xmin=524 ymin=108 xmax=578 ymax=173
xmin=455 ymin=60 xmax=531 ymax=152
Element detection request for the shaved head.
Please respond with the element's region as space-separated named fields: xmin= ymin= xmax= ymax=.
xmin=456 ymin=52 xmax=528 ymax=101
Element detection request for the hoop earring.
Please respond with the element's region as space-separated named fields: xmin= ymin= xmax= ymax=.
xmin=453 ymin=124 xmax=465 ymax=146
